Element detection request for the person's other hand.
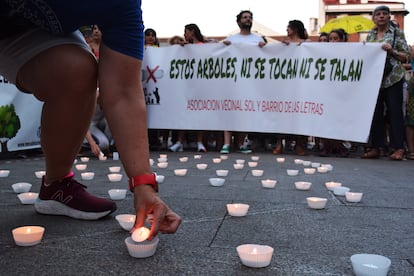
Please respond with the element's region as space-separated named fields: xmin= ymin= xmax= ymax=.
xmin=258 ymin=41 xmax=266 ymax=48
xmin=222 ymin=40 xmax=231 ymax=46
xmin=132 ymin=185 xmax=181 ymax=240
xmin=90 ymin=143 xmax=101 ymax=157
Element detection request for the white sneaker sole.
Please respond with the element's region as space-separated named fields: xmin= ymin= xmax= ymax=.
xmin=35 ymin=199 xmax=112 ymax=220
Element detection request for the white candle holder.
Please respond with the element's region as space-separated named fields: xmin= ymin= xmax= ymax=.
xmin=179 ymin=157 xmax=189 ymax=162
xmin=12 ymin=226 xmax=45 ymax=246
xmin=194 ymin=154 xmax=202 ymax=159
xmin=11 ymin=182 xmax=32 ymax=193
xmin=236 ymin=244 xmax=274 ymax=268
xmin=81 ymin=172 xmax=95 ymax=180
xmin=321 ymin=164 xmax=333 ymax=171
xmin=159 ymin=154 xmax=168 ymax=159
xmin=251 ymin=169 xmax=264 ymax=177
xmin=149 ymin=159 xmax=154 ymax=166
xmin=351 ymin=254 xmax=391 ymax=276
xmin=276 ymin=157 xmax=285 ymax=163
xmin=220 ymin=155 xmax=228 ymax=160
xmin=115 ymin=214 xmax=136 ymax=231
xmin=34 ymin=170 xmax=46 ymax=179
xmin=261 ymin=179 xmax=277 ymax=188
xmin=233 ymin=164 xmax=244 ymax=170
xmin=345 ymin=192 xmax=363 ymax=203
xmin=251 ymin=156 xmax=260 ymax=161
xmin=98 ymin=155 xmax=107 ymax=161
xmin=302 ymin=160 xmax=311 ymax=166
xmin=75 ymin=164 xmax=87 ymax=171
xmin=216 ymin=170 xmax=229 ymax=177
xmin=209 ymin=178 xmax=225 ymax=187
xmin=294 ymin=181 xmax=312 ymax=191
xmin=325 ymin=181 xmax=342 ymax=191
xmin=0 ymin=169 xmax=10 ymax=177
xmin=248 ymin=161 xmax=258 ymax=168
xmin=155 ymin=174 xmax=165 ymax=184
xmin=196 ymin=163 xmax=208 ymax=170
xmin=226 ymin=203 xmax=249 ymax=217
xmin=157 ymin=162 xmax=168 ymax=169
xmin=294 ymin=159 xmax=303 ymax=164
xmin=311 ymin=162 xmax=320 ymax=168
xmin=287 ymin=169 xmax=299 ymax=176
xmin=80 ymin=157 xmax=90 ymax=162
xmin=158 ymin=157 xmax=168 ymax=163
xmin=174 ymin=169 xmax=187 ymax=176
xmin=212 ymin=158 xmax=222 ymax=164
xmin=108 ymin=166 xmax=121 ymax=173
xmin=235 ymin=159 xmax=245 ymax=164
xmin=306 ymin=197 xmax=327 ymax=209
xmin=125 ymin=236 xmax=159 ymax=258
xmin=317 ymin=166 xmax=329 ymax=173
xmin=107 ymin=173 xmax=123 ymax=182
xmin=108 ymin=189 xmax=127 ymax=200
xmin=333 ymin=186 xmax=350 ymax=196
xmin=17 ymin=192 xmax=39 ymax=204
xmin=304 ymin=168 xmax=316 ymax=175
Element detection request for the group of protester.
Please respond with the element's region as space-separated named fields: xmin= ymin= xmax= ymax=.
xmin=141 ymin=7 xmax=413 ymax=161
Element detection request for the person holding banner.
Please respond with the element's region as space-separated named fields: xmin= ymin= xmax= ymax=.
xmin=0 ymin=1 xmax=181 ymax=239
xmin=220 ymin=10 xmax=266 ymax=154
xmin=362 ymin=5 xmax=410 ymax=161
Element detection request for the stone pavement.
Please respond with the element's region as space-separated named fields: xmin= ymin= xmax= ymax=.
xmin=0 ymin=150 xmax=413 ymax=275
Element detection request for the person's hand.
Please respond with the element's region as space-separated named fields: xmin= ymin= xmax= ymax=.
xmin=258 ymin=41 xmax=266 ymax=48
xmin=222 ymin=40 xmax=231 ymax=46
xmin=132 ymin=185 xmax=181 ymax=240
xmin=90 ymin=142 xmax=101 ymax=157
xmin=381 ymin=42 xmax=393 ymax=53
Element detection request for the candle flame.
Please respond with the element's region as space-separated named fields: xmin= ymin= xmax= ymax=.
xmin=251 ymin=248 xmax=258 ymax=254
xmin=26 ymin=228 xmax=31 ymax=234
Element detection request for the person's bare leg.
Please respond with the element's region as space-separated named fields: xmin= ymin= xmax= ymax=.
xmin=98 ymin=44 xmax=150 ymax=177
xmin=224 ymin=131 xmax=232 ymax=146
xmin=16 ymin=45 xmax=98 ymax=183
xmin=406 ymin=126 xmax=414 ymax=154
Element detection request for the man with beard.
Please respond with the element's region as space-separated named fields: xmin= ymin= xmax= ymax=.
xmin=220 ymin=10 xmax=266 ymax=154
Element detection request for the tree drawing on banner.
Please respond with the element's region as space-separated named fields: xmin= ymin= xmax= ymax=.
xmin=0 ymin=105 xmax=21 ymax=153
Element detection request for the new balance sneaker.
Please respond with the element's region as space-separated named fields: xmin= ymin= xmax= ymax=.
xmin=197 ymin=142 xmax=207 ymax=152
xmin=239 ymin=146 xmax=252 ymax=154
xmin=34 ymin=173 xmax=116 ymax=220
xmin=220 ymin=144 xmax=230 ymax=154
xmin=169 ymin=142 xmax=183 ymax=152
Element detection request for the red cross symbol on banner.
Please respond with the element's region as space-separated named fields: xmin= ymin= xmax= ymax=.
xmin=146 ymin=65 xmax=160 ymax=83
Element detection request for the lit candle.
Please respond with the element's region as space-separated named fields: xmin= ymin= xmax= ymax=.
xmin=235 ymin=159 xmax=245 ymax=164
xmin=158 ymin=157 xmax=168 ymax=163
xmin=12 ymin=226 xmax=45 ymax=246
xmin=236 ymin=244 xmax=274 ymax=268
xmin=248 ymin=161 xmax=258 ymax=168
xmin=159 ymin=154 xmax=168 ymax=159
xmin=194 ymin=154 xmax=202 ymax=159
xmin=174 ymin=169 xmax=187 ymax=176
xmin=306 ymin=197 xmax=328 ymax=209
xmin=261 ymin=179 xmax=277 ymax=188
xmin=212 ymin=158 xmax=221 ymax=163
xmin=157 ymin=162 xmax=168 ymax=168
xmin=294 ymin=159 xmax=303 ymax=164
xmin=108 ymin=166 xmax=121 ymax=173
xmin=325 ymin=181 xmax=342 ymax=191
xmin=17 ymin=192 xmax=39 ymax=204
xmin=251 ymin=156 xmax=260 ymax=161
xmin=34 ymin=170 xmax=46 ymax=179
xmin=294 ymin=181 xmax=312 ymax=190
xmin=81 ymin=172 xmax=95 ymax=180
xmin=196 ymin=163 xmax=208 ymax=170
xmin=80 ymin=157 xmax=89 ymax=162
xmin=11 ymin=182 xmax=32 ymax=193
xmin=220 ymin=155 xmax=228 ymax=160
xmin=131 ymin=227 xmax=150 ymax=242
xmin=0 ymin=169 xmax=10 ymax=177
xmin=179 ymin=157 xmax=189 ymax=162
xmin=75 ymin=164 xmax=87 ymax=171
xmin=216 ymin=169 xmax=229 ymax=177
xmin=108 ymin=189 xmax=127 ymax=200
xmin=107 ymin=173 xmax=123 ymax=182
xmin=115 ymin=214 xmax=136 ymax=231
xmin=276 ymin=157 xmax=285 ymax=163
xmin=125 ymin=236 xmax=159 ymax=258
xmin=304 ymin=168 xmax=316 ymax=174
xmin=226 ymin=203 xmax=249 ymax=217
xmin=317 ymin=166 xmax=328 ymax=173
xmin=345 ymin=192 xmax=363 ymax=203
xmin=251 ymin=169 xmax=264 ymax=177
xmin=287 ymin=169 xmax=299 ymax=176
xmin=155 ymin=174 xmax=165 ymax=183
xmin=233 ymin=163 xmax=244 ymax=170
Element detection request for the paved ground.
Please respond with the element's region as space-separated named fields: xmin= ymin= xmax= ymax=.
xmin=1 ymin=149 xmax=413 ymax=275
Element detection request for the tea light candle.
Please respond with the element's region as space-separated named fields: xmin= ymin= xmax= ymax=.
xmin=115 ymin=214 xmax=136 ymax=231
xmin=216 ymin=169 xmax=229 ymax=177
xmin=287 ymin=169 xmax=299 ymax=176
xmin=345 ymin=192 xmax=363 ymax=203
xmin=109 ymin=166 xmax=121 ymax=173
xmin=317 ymin=166 xmax=329 ymax=173
xmin=261 ymin=179 xmax=277 ymax=188
xmin=80 ymin=157 xmax=90 ymax=162
xmin=34 ymin=170 xmax=46 ymax=179
xmin=0 ymin=169 xmax=10 ymax=177
xmin=251 ymin=169 xmax=264 ymax=177
xmin=248 ymin=161 xmax=258 ymax=168
xmin=81 ymin=172 xmax=95 ymax=180
xmin=125 ymin=236 xmax=159 ymax=258
xmin=325 ymin=181 xmax=342 ymax=191
xmin=107 ymin=173 xmax=123 ymax=182
xmin=174 ymin=169 xmax=187 ymax=176
xmin=17 ymin=192 xmax=39 ymax=204
xmin=155 ymin=174 xmax=165 ymax=184
xmin=294 ymin=159 xmax=303 ymax=164
xmin=304 ymin=168 xmax=316 ymax=175
xmin=98 ymin=153 xmax=107 ymax=161
xmin=108 ymin=189 xmax=127 ymax=200
xmin=251 ymin=156 xmax=260 ymax=161
xmin=237 ymin=244 xmax=274 ymax=268
xmin=212 ymin=158 xmax=222 ymax=164
xmin=194 ymin=154 xmax=202 ymax=159
xmin=75 ymin=164 xmax=87 ymax=171
xmin=159 ymin=154 xmax=168 ymax=159
xmin=233 ymin=163 xmax=244 ymax=170
xmin=157 ymin=157 xmax=167 ymax=163
xmin=131 ymin=227 xmax=150 ymax=242
xmin=276 ymin=157 xmax=285 ymax=163
xmin=294 ymin=181 xmax=312 ymax=190
xmin=179 ymin=157 xmax=189 ymax=162
xmin=220 ymin=155 xmax=228 ymax=160
xmin=235 ymin=159 xmax=245 ymax=164
xmin=157 ymin=162 xmax=168 ymax=168
xmin=306 ymin=197 xmax=328 ymax=209
xmin=11 ymin=182 xmax=32 ymax=193
xmin=12 ymin=226 xmax=45 ymax=246
xmin=149 ymin=158 xmax=154 ymax=166
xmin=321 ymin=164 xmax=333 ymax=171
xmin=226 ymin=203 xmax=249 ymax=216
xmin=196 ymin=163 xmax=208 ymax=170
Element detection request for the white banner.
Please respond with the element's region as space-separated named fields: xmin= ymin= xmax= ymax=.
xmin=143 ymin=42 xmax=385 ymax=143
xmin=0 ymin=42 xmax=385 ymax=152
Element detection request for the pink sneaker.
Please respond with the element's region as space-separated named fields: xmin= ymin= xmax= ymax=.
xmin=34 ymin=173 xmax=116 ymax=220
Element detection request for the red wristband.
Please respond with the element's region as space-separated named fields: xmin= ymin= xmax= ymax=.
xmin=129 ymin=173 xmax=158 ymax=193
